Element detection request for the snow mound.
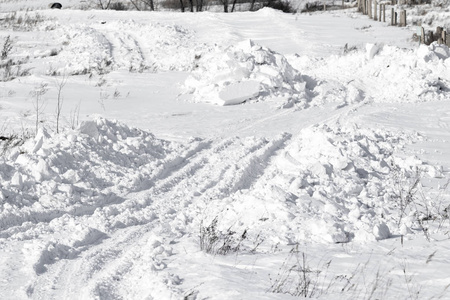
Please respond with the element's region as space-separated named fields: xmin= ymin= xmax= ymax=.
xmin=51 ymin=20 xmax=200 ymax=75
xmin=0 ymin=118 xmax=191 ymax=232
xmin=418 ymin=42 xmax=450 ymax=62
xmin=182 ymin=40 xmax=307 ymax=106
xmin=199 ymin=124 xmax=435 ymax=244
xmin=292 ymin=43 xmax=450 ymax=105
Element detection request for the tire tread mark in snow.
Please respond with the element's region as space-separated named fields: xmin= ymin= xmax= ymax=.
xmin=25 ymin=134 xmax=292 ymax=300
xmin=0 ymin=140 xmax=210 ymax=239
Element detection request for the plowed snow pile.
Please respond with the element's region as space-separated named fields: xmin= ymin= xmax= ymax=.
xmin=182 ymin=40 xmax=307 ymax=106
xmin=0 ymin=118 xmax=195 ymax=231
xmin=293 ymin=42 xmax=450 ymax=105
xmin=198 ymin=124 xmax=443 ymax=245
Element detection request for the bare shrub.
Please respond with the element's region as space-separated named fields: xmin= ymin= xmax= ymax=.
xmin=263 ymin=0 xmax=296 ymax=13
xmin=110 ymin=1 xmax=129 ymax=10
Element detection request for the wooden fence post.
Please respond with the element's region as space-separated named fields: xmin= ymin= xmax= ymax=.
xmin=391 ymin=8 xmax=395 ymax=25
xmin=383 ymin=4 xmax=386 ymax=22
xmin=444 ymin=30 xmax=447 ymax=46
xmin=428 ymin=30 xmax=434 ymax=44
xmin=374 ymin=0 xmax=377 ymax=20
xmin=368 ymin=0 xmax=372 ymax=19
xmin=436 ymin=26 xmax=443 ymax=44
xmin=421 ymin=27 xmax=425 ymax=44
xmin=379 ymin=4 xmax=382 ymax=22
xmin=399 ymin=10 xmax=406 ymax=27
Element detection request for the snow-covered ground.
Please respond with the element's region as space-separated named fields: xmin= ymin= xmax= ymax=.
xmin=1 ymin=2 xmax=450 ymax=299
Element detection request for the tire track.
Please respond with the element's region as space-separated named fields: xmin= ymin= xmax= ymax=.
xmin=28 ymin=134 xmax=292 ymax=299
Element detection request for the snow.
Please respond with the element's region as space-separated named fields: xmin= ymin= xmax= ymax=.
xmin=1 ymin=2 xmax=450 ymax=300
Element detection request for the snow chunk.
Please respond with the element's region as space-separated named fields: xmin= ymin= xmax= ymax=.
xmin=11 ymin=172 xmax=23 ymax=188
xmin=32 ymin=159 xmax=53 ymax=182
xmin=217 ymin=80 xmax=260 ymax=105
xmin=373 ymin=222 xmax=391 ymax=240
xmin=366 ymin=43 xmax=380 ymax=59
xmin=79 ymin=120 xmax=100 ymax=139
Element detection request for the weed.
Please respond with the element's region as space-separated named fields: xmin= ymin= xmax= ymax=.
xmin=70 ymin=102 xmax=81 ymax=130
xmin=199 ymin=216 xmax=247 ymax=255
xmin=268 ymin=245 xmax=330 ymax=297
xmin=1 ymin=35 xmax=13 ymax=60
xmin=54 ymin=75 xmax=68 ymax=133
xmin=343 ymin=43 xmax=358 ymax=54
xmin=99 ymin=91 xmax=109 ymax=110
xmin=390 ymin=162 xmax=423 ymax=226
xmin=390 ymin=160 xmax=450 ymax=240
xmin=31 ymin=83 xmax=49 ymax=135
xmin=0 ymin=123 xmax=32 ymax=156
xmin=0 ymin=12 xmax=49 ymax=31
xmin=0 ymin=36 xmax=31 ymax=81
xmin=268 ymin=248 xmax=428 ymax=299
xmin=113 ymin=89 xmax=121 ymax=99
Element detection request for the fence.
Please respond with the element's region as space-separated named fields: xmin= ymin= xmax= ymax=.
xmin=357 ymin=0 xmax=408 ymax=27
xmin=420 ymin=26 xmax=449 ymax=46
xmin=357 ymin=0 xmax=449 ymax=46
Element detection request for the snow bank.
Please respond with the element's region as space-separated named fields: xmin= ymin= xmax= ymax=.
xmin=0 ymin=118 xmax=188 ymax=232
xmin=291 ymin=42 xmax=450 ymax=105
xmin=182 ymin=40 xmax=307 ymax=105
xmin=183 ymin=40 xmax=449 ymax=107
xmin=199 ymin=124 xmax=438 ymax=244
xmin=51 ymin=20 xmax=200 ymax=75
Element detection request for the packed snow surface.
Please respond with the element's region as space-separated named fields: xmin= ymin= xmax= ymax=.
xmin=1 ymin=3 xmax=450 ymax=300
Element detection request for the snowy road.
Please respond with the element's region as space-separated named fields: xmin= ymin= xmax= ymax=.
xmin=1 ymin=5 xmax=450 ymax=300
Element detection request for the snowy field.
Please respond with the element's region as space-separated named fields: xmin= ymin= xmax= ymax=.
xmin=1 ymin=1 xmax=450 ymax=299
